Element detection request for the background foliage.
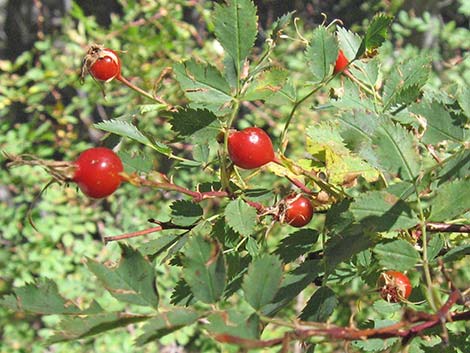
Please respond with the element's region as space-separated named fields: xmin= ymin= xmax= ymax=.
xmin=0 ymin=0 xmax=469 ymax=352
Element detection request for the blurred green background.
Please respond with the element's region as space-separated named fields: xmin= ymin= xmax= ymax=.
xmin=0 ymin=0 xmax=468 ymax=352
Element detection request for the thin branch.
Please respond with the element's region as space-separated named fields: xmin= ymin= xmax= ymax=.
xmin=211 ymin=288 xmax=470 ymax=349
xmin=426 ymin=223 xmax=470 ymax=233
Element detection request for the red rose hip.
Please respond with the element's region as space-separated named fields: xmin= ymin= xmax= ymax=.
xmin=228 ymin=127 xmax=275 ymax=169
xmin=283 ymin=194 xmax=314 ymax=227
xmin=72 ymin=147 xmax=123 ymax=198
xmin=334 ymin=50 xmax=349 ymax=74
xmin=378 ymin=270 xmax=412 ymax=303
xmin=82 ymin=45 xmax=121 ymax=82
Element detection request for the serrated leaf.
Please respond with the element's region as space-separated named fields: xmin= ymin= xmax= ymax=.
xmin=332 ymin=78 xmax=375 ymax=111
xmin=351 ymin=190 xmax=419 ymax=232
xmin=169 ymin=108 xmax=219 ymax=137
xmin=457 ymin=86 xmax=470 ymax=119
xmin=429 ymin=179 xmax=470 ymax=222
xmin=224 ymin=199 xmax=257 ymax=236
xmin=325 ymin=199 xmax=354 ymax=235
xmin=266 ymin=79 xmax=297 ymax=105
xmin=135 ymin=308 xmax=199 ymax=345
xmin=306 ymin=27 xmax=338 ymax=82
xmin=427 ymin=235 xmax=444 ymax=262
xmin=300 ymin=286 xmax=337 ymax=322
xmin=243 ymin=68 xmax=288 ymax=101
xmin=213 ymin=0 xmax=258 ymax=81
xmin=170 ymin=279 xmax=194 ymax=306
xmin=47 ymin=313 xmax=150 ymax=344
xmin=173 ymin=59 xmax=232 ymax=112
xmin=274 ymin=229 xmax=319 ymax=263
xmin=441 ymin=243 xmax=470 ymax=263
xmin=373 ymin=240 xmax=420 ymax=271
xmin=170 ymin=200 xmax=203 ymax=227
xmin=353 ymin=60 xmax=380 ymax=91
xmin=411 ymin=101 xmax=465 ymax=144
xmin=383 ymin=57 xmax=430 ymax=111
xmin=206 ymin=310 xmax=260 ymax=340
xmin=87 ymin=244 xmax=159 ymax=308
xmin=0 ymin=279 xmax=102 ymax=315
xmin=352 ymin=319 xmax=399 ymax=351
xmin=306 ymin=122 xmax=379 ymax=184
xmin=138 ymin=234 xmax=180 ymax=258
xmin=337 ymin=26 xmax=362 ymax=62
xmin=118 ymin=150 xmax=153 ymax=173
xmin=371 ymin=122 xmax=421 ymax=181
xmin=324 ymin=224 xmax=374 ymax=273
xmin=438 ymin=149 xmax=470 ymax=184
xmin=94 ymin=119 xmax=171 ymax=155
xmin=356 ymin=14 xmax=393 ymax=58
xmin=372 ymin=300 xmax=401 ymax=314
xmin=182 ymin=235 xmax=226 ymax=304
xmin=269 ymin=12 xmax=294 ymax=41
xmin=262 ymin=260 xmax=322 ymax=316
xmin=242 ymin=254 xmax=283 ymax=310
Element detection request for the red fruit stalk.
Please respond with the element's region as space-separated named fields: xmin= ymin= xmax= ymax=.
xmin=228 ymin=127 xmax=275 ymax=169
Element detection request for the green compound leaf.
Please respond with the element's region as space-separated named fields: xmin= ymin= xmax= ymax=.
xmin=269 ymin=11 xmax=295 ymax=42
xmin=324 ymin=224 xmax=374 ymax=273
xmin=170 ymin=200 xmax=203 ymax=227
xmin=118 ymin=150 xmax=153 ymax=173
xmin=441 ymin=243 xmax=470 ymax=263
xmin=274 ymin=229 xmax=320 ymax=263
xmin=356 ymin=13 xmax=393 ymax=58
xmin=429 ymin=179 xmax=470 ymax=222
xmin=173 ymin=59 xmax=232 ymax=111
xmin=0 ymin=279 xmax=102 ymax=315
xmin=243 ymin=68 xmax=289 ymax=101
xmin=86 ymin=244 xmax=159 ymax=309
xmin=182 ymin=235 xmax=226 ymax=304
xmin=373 ymin=239 xmax=420 ymax=271
xmin=169 ymin=108 xmax=219 ymax=137
xmin=205 ymin=310 xmax=260 ymax=340
xmin=383 ymin=57 xmax=430 ymax=111
xmin=411 ymin=100 xmax=465 ymax=144
xmin=135 ymin=308 xmax=200 ymax=346
xmin=350 ymin=190 xmax=419 ymax=232
xmin=300 ymin=286 xmax=338 ymax=322
xmin=306 ymin=122 xmax=379 ymax=185
xmin=242 ymin=254 xmax=283 ymax=311
xmin=213 ymin=0 xmax=258 ymax=79
xmin=437 ymin=149 xmax=470 ymax=184
xmin=332 ymin=77 xmax=375 ymax=111
xmin=337 ymin=26 xmax=362 ymax=62
xmin=371 ymin=122 xmax=421 ymax=181
xmin=306 ymin=26 xmax=338 ymax=82
xmin=352 ymin=320 xmax=399 ymax=351
xmin=224 ymin=198 xmax=257 ymax=236
xmin=94 ymin=119 xmax=171 ymax=155
xmin=47 ymin=313 xmax=150 ymax=344
xmin=262 ymin=260 xmax=322 ymax=317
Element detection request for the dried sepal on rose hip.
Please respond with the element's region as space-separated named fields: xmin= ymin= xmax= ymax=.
xmin=280 ymin=194 xmax=314 ymax=228
xmin=81 ymin=44 xmax=121 ymax=83
xmin=378 ymin=270 xmax=412 ymax=303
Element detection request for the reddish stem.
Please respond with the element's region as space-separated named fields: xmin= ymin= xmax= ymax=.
xmin=104 ymin=226 xmax=163 ymax=243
